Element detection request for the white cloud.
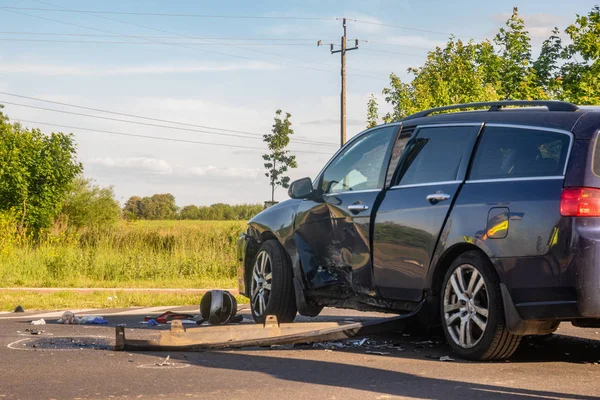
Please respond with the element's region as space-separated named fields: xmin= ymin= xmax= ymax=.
xmin=0 ymin=61 xmax=280 ymax=76
xmin=301 ymin=118 xmax=363 ymax=126
xmin=383 ymin=35 xmax=447 ymax=50
xmin=189 ymin=166 xmax=261 ymax=179
xmin=493 ymin=12 xmax=563 ymax=27
xmin=527 ymin=26 xmax=557 ymax=40
xmin=87 ymin=157 xmax=173 ymax=174
xmin=491 ymin=12 xmax=565 ymax=43
xmin=344 ymin=14 xmax=385 ymax=34
xmin=87 ymin=155 xmax=260 ymax=181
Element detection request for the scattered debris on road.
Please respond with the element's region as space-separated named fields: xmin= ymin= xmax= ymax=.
xmin=57 ymin=312 xmax=108 ymax=325
xmin=79 ymin=315 xmax=108 ymax=325
xmin=31 ymin=318 xmax=45 ymax=325
xmin=58 ymin=311 xmax=78 ymax=324
xmin=155 ymin=355 xmax=173 ymax=366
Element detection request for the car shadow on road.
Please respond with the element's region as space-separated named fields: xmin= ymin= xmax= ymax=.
xmin=161 ymin=348 xmax=599 ymax=400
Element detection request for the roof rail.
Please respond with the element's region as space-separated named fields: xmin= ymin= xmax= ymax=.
xmin=403 ymin=100 xmax=579 ymax=120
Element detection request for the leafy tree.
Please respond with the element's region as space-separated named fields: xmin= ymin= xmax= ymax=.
xmin=262 ymin=110 xmax=297 ymax=202
xmin=180 ymin=204 xmax=200 ymax=220
xmin=476 ymin=40 xmax=503 ymax=93
xmin=374 ymin=6 xmax=600 ymax=118
xmin=560 ymin=5 xmax=600 ymax=104
xmin=60 ymin=176 xmax=121 ymax=229
xmin=141 ymin=194 xmax=177 ymax=220
xmin=128 ymin=197 xmax=263 ymax=221
xmin=493 ymin=7 xmax=541 ymax=99
xmin=123 ymin=196 xmax=142 ymax=220
xmin=382 ymin=73 xmax=417 ymax=122
xmin=366 ymin=94 xmax=379 ymax=128
xmin=123 ymin=193 xmax=177 ymax=219
xmin=382 ymin=38 xmax=499 ymax=121
xmin=0 ymin=109 xmax=82 ymax=232
xmin=532 ymin=28 xmax=563 ymax=96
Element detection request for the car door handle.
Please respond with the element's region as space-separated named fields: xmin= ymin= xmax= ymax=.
xmin=426 ymin=193 xmax=451 ymax=203
xmin=348 ymin=204 xmax=369 ymax=213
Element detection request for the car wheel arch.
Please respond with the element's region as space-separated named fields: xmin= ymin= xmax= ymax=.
xmin=245 ymin=233 xmax=294 ymax=295
xmin=430 ymin=243 xmax=499 ymax=299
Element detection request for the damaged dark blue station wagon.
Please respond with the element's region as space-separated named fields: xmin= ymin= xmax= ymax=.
xmin=237 ymin=101 xmax=600 ymax=360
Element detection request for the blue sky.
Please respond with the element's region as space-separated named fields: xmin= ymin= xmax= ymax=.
xmin=0 ymin=0 xmax=597 ymax=206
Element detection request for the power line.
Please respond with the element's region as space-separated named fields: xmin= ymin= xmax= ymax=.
xmin=0 ymin=101 xmax=339 ymax=147
xmin=0 ymin=31 xmax=334 ymax=41
xmin=345 ymin=18 xmax=481 ymax=39
xmin=39 ymin=0 xmax=385 ymax=81
xmin=355 ymin=39 xmax=432 ymax=51
xmin=0 ymin=35 xmax=382 ymax=78
xmin=11 ymin=118 xmax=335 ymax=155
xmin=1 ymin=7 xmax=386 ymax=82
xmin=0 ymin=92 xmax=339 ymax=146
xmin=0 ymin=7 xmax=336 ymax=21
xmin=359 ymin=48 xmax=427 ymax=58
xmin=0 ymin=38 xmax=321 ymax=46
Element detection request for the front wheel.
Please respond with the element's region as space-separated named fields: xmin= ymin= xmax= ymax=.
xmin=440 ymin=251 xmax=522 ymax=360
xmin=249 ymin=240 xmax=297 ymax=324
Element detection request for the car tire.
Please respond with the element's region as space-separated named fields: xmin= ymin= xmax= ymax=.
xmin=440 ymin=251 xmax=522 ymax=361
xmin=249 ymin=240 xmax=297 ymax=324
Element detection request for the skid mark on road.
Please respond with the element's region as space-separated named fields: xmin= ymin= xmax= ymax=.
xmin=105 ymin=306 xmax=176 ymax=316
xmin=7 ymin=335 xmax=112 ymax=351
xmin=7 ymin=338 xmax=31 ymax=350
xmin=0 ymin=305 xmax=197 ymax=320
xmin=137 ymin=363 xmax=190 ymax=369
xmin=0 ymin=308 xmax=99 ymax=320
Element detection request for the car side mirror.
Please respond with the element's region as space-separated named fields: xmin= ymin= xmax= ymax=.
xmin=288 ymin=177 xmax=315 ymax=199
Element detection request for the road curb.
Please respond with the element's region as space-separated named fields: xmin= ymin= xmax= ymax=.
xmin=0 ymin=288 xmax=239 ymax=294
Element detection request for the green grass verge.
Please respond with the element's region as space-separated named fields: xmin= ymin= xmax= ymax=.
xmin=0 ymin=220 xmax=246 ymax=288
xmin=1 ymin=290 xmax=249 ymax=312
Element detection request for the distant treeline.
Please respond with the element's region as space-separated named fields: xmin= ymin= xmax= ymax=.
xmin=123 ymin=194 xmax=262 ymax=221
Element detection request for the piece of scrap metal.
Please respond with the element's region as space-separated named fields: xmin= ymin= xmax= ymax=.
xmin=115 ymin=304 xmax=422 ymax=352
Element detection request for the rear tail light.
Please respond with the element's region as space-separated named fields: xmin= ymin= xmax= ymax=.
xmin=560 ymin=187 xmax=600 ymax=217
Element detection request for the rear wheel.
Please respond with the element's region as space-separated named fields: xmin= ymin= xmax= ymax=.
xmin=440 ymin=251 xmax=521 ymax=360
xmin=249 ymin=240 xmax=297 ymax=323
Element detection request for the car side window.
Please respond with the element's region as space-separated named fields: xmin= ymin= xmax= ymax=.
xmin=397 ymin=126 xmax=478 ymax=186
xmin=469 ymin=126 xmax=571 ymax=180
xmin=320 ymin=126 xmax=397 ymax=194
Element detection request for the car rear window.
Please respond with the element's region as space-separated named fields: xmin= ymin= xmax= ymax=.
xmin=469 ymin=126 xmax=571 ymax=181
xmin=397 ymin=126 xmax=479 ymax=186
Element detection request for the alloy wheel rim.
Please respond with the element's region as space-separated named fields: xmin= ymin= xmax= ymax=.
xmin=443 ymin=264 xmax=489 ymax=349
xmin=250 ymin=250 xmax=272 ymax=317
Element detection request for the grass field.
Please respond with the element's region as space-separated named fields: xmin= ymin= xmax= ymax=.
xmin=0 ymin=220 xmax=246 ymax=290
xmin=0 ymin=290 xmax=248 ymax=312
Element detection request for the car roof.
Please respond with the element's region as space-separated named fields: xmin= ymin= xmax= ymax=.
xmin=395 ymin=102 xmax=600 ymax=139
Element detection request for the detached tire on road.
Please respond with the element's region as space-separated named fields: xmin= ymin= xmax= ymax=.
xmin=249 ymin=240 xmax=297 ymax=324
xmin=440 ymin=251 xmax=522 ymax=360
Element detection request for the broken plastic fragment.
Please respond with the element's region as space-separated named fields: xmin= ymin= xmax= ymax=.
xmin=31 ymin=318 xmax=46 ymax=326
xmin=439 ymin=356 xmax=454 ymax=362
xmin=57 ymin=311 xmax=79 ymax=324
xmin=156 ymin=355 xmax=172 ymax=366
xmin=78 ymin=315 xmax=106 ymax=324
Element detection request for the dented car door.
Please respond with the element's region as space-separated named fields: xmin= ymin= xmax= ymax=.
xmin=294 ymin=125 xmax=399 ymax=295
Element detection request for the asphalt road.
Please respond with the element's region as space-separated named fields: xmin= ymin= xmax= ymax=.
xmin=1 ymin=305 xmax=600 ymax=400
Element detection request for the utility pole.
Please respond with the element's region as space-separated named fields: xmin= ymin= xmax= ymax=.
xmin=318 ymin=18 xmax=359 ymax=147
